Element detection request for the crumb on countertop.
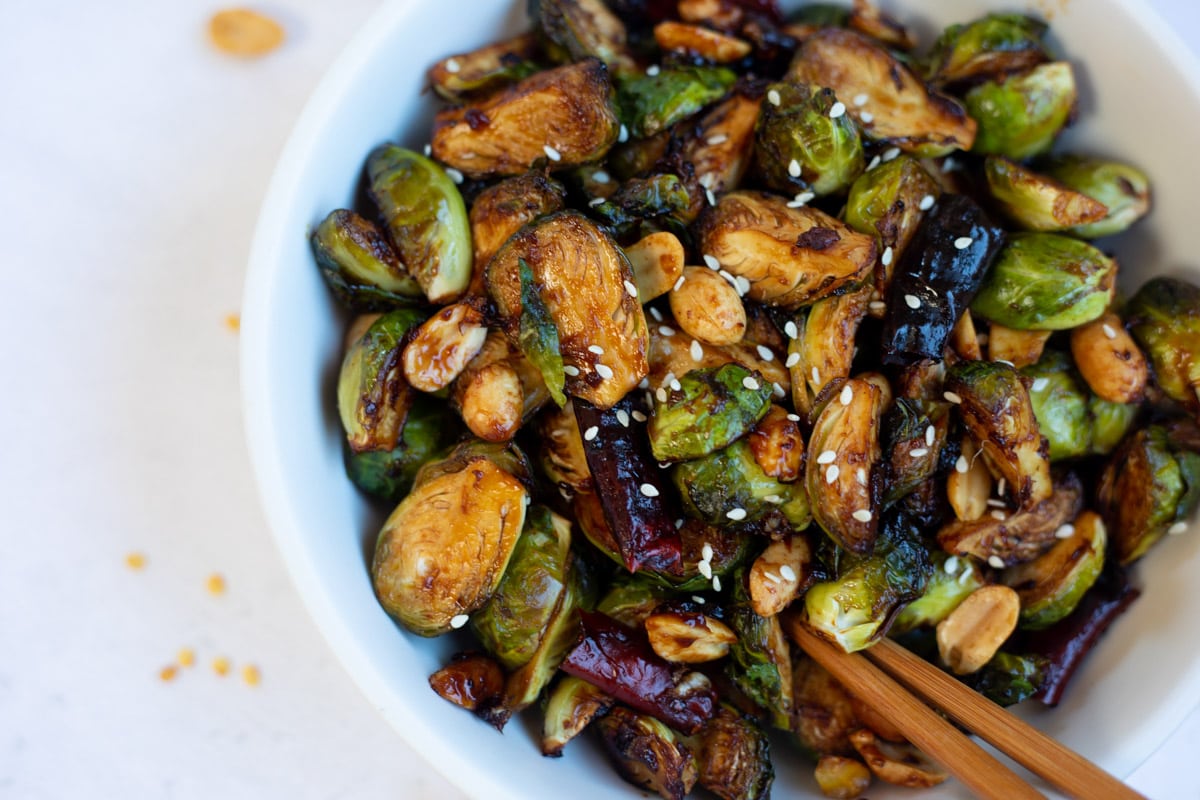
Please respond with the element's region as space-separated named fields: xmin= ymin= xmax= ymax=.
xmin=223 ymin=313 xmax=241 ymax=332
xmin=206 ymin=573 xmax=227 ymax=596
xmin=213 ymin=656 xmax=232 ymax=676
xmin=241 ymin=664 xmax=262 ymax=687
xmin=208 ymin=9 xmax=284 ymax=58
xmin=125 ymin=552 xmax=147 ymax=570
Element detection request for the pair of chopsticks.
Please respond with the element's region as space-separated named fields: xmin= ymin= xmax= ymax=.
xmin=782 ymin=615 xmax=1146 ymax=800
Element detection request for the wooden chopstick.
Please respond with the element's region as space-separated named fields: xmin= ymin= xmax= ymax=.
xmin=865 ymin=638 xmax=1146 ymax=800
xmin=783 ymin=615 xmax=1047 ymax=800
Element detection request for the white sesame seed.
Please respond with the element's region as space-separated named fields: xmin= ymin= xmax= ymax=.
xmin=785 ymin=352 xmax=801 ymax=368
xmin=1102 ymin=323 xmax=1117 ymax=340
xmin=919 ymin=194 xmax=935 ymax=211
xmin=990 ymin=510 xmax=1007 ymax=521
xmin=648 ymin=307 xmax=663 ymax=323
xmin=811 ymin=367 xmax=821 ymax=385
xmin=588 ymin=344 xmax=605 ymax=355
xmin=701 ymin=543 xmax=714 ymax=562
xmin=779 ymin=564 xmax=797 ymax=582
xmin=764 ymin=571 xmax=781 ymax=583
xmin=787 ymin=190 xmax=816 ymax=209
xmin=712 ymin=575 xmax=722 ymax=591
xmin=588 ymin=196 xmax=606 ymax=207
xmin=944 ymin=555 xmax=960 ymax=575
xmin=954 ymin=236 xmax=973 ymax=250
xmin=583 ymin=426 xmax=599 ymax=441
xmin=640 ymin=483 xmax=660 ymax=497
xmin=925 ymin=425 xmax=936 ymax=446
xmin=881 ymin=246 xmax=894 ymax=267
xmin=987 ymin=498 xmax=1006 ymax=508
xmin=787 ymin=414 xmax=801 ymax=422
xmin=944 ymin=391 xmax=962 ymax=404
xmin=852 ymin=509 xmax=873 ymax=522
xmin=756 ymin=345 xmax=775 ymax=362
xmin=958 ymin=564 xmax=974 ymax=584
xmin=726 ymin=507 xmax=748 ymax=521
xmin=735 ymin=276 xmax=751 ymax=296
xmin=423 ymin=143 xmax=432 ymax=156
xmin=788 ymin=159 xmax=802 ymax=178
xmin=1031 ymin=377 xmax=1049 ymax=393
xmin=852 ymin=93 xmax=869 ymax=106
xmin=869 ymin=300 xmax=887 ymax=313
xmin=676 ymin=518 xmax=685 ymax=528
xmin=595 ymin=363 xmax=614 ymax=379
xmin=445 ymin=167 xmax=465 ymax=184
xmin=867 ymin=155 xmax=882 ymax=171
xmin=564 ymin=364 xmax=580 ymax=377
xmin=839 ymin=385 xmax=853 ymax=406
xmin=742 ymin=376 xmax=761 ymax=391
xmin=617 ymin=409 xmax=630 ymax=427
xmin=619 ymin=124 xmax=629 ymax=143
xmin=996 ymin=358 xmax=1014 ymax=367
xmin=817 ymin=450 xmax=837 ymax=464
xmin=593 ymin=170 xmax=611 ymax=184
xmin=698 ymin=560 xmax=713 ymax=579
xmin=631 ymin=410 xmax=647 ymax=422
xmin=690 ymin=340 xmax=704 ymax=361
xmin=910 ymin=448 xmax=929 ymax=458
xmin=904 ymin=294 xmax=921 ymax=309
xmin=655 ymin=387 xmax=668 ymax=403
xmin=856 ymin=467 xmax=867 ymax=485
xmin=659 ymin=325 xmax=675 ymax=337
xmin=706 ymin=188 xmax=717 ymax=206
xmin=826 ymin=465 xmax=840 ymax=483
xmin=882 ymin=147 xmax=900 ymax=162
xmin=861 ymin=111 xmax=874 ymax=123
xmin=784 ymin=321 xmax=799 ymax=339
xmin=450 ymin=613 xmax=470 ymax=629
xmin=670 ymin=379 xmax=682 ymax=391
xmin=445 ymin=57 xmax=461 ymax=73
xmin=767 ymin=89 xmax=781 ymax=106
xmin=647 ymin=64 xmax=660 ymax=76
xmin=1169 ymin=521 xmax=1188 ymax=535
xmin=692 ymin=595 xmax=706 ymax=604
xmin=988 ymin=555 xmax=1006 ymax=569
xmin=772 ymin=382 xmax=785 ymax=399
xmin=829 ymin=101 xmax=847 ymax=119
xmin=625 ymin=280 xmax=639 ymax=298
xmin=543 ymin=145 xmax=562 ymax=162
xmin=942 ymin=157 xmax=959 ymax=173
xmin=764 ymin=494 xmax=783 ymax=504
xmin=703 ymin=254 xmax=721 ymax=270
xmin=997 ymin=478 xmax=1006 ymax=497
xmin=659 ymin=462 xmax=670 ymax=469
xmin=673 ymin=274 xmax=686 ymax=292
xmin=706 ymin=133 xmax=729 ymax=146
xmin=698 ymin=172 xmax=717 ymax=189
xmin=1054 ymin=524 xmax=1076 ymax=540
xmin=718 ymin=269 xmax=739 ymax=289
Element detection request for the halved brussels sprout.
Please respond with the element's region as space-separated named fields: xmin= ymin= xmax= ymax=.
xmin=595 ymin=572 xmax=672 ymax=628
xmin=1128 ymin=277 xmax=1200 ymax=413
xmin=965 ymin=62 xmax=1076 ymax=160
xmin=1022 ymin=350 xmax=1091 ymax=462
xmin=971 ymin=233 xmax=1116 ymax=332
xmin=787 ymin=285 xmax=870 ymax=417
xmin=1089 ymin=396 xmax=1138 ymax=456
xmin=966 ymin=651 xmax=1048 ymax=707
xmin=533 ymin=0 xmax=637 ymax=75
xmin=371 ymin=440 xmax=530 ymax=636
xmin=726 ymin=568 xmax=794 ymax=729
xmin=426 ymin=33 xmax=541 ymax=100
xmin=311 ymin=209 xmax=423 ymax=309
xmin=924 ymin=13 xmax=1048 ymax=86
xmin=541 ymin=675 xmax=613 ymax=756
xmin=617 ymin=66 xmax=737 ymax=139
xmin=1041 ymin=156 xmax=1152 ymax=239
xmin=432 ymin=59 xmax=621 ymax=178
xmin=983 ymin=156 xmax=1108 ymax=233
xmin=892 ymin=550 xmax=985 ymax=634
xmin=590 ymin=173 xmax=692 ymax=236
xmin=674 ymin=91 xmax=762 ymax=222
xmin=366 ymin=144 xmax=471 ymax=304
xmin=672 ymin=439 xmax=811 ymax=530
xmin=343 ymin=395 xmax=457 ymax=501
xmin=597 ymin=706 xmax=698 ymax=800
xmin=502 ymin=557 xmax=584 ymax=714
xmin=882 ymin=399 xmax=949 ymax=507
xmin=648 ymin=363 xmax=772 ymax=462
xmin=518 ymin=257 xmax=567 ymax=406
xmin=696 ymin=191 xmax=875 ymax=310
xmin=688 ymin=705 xmax=774 ymax=800
xmin=469 ymin=173 xmax=565 ymax=292
xmin=1004 ymin=510 xmax=1106 ymax=630
xmin=535 ymin=398 xmax=592 ymax=496
xmin=337 ymin=308 xmax=427 ymax=453
xmin=754 ymin=81 xmax=864 ymax=197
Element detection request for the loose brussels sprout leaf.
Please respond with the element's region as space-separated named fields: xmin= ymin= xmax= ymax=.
xmin=892 ymin=551 xmax=984 ymax=634
xmin=787 ymin=28 xmax=976 ymax=157
xmin=535 ymin=398 xmax=592 ymax=495
xmin=726 ymin=569 xmax=794 ymax=730
xmin=649 ymin=363 xmax=772 ymax=462
xmin=1089 ymin=396 xmax=1138 ymax=456
xmin=945 ymin=360 xmax=1052 ymax=507
xmin=597 ymin=706 xmax=699 ymax=800
xmin=1005 ymin=510 xmax=1106 ymax=630
xmin=471 ymin=505 xmax=572 ymax=670
xmin=696 ymin=191 xmax=875 ymax=310
xmin=1042 ymin=156 xmax=1152 ymax=239
xmin=972 ymin=233 xmax=1115 ymax=332
xmin=1128 ymin=277 xmax=1200 ymax=413
xmin=617 ymin=66 xmax=737 ymax=139
xmin=337 ymin=308 xmax=426 ymax=453
xmin=805 ymin=511 xmax=931 ymax=652
xmin=925 ymin=13 xmax=1048 ymax=86
xmin=882 ymin=399 xmax=948 ymax=507
xmin=674 ymin=92 xmax=761 ymax=223
xmin=469 ymin=173 xmax=565 ymax=293
xmin=371 ymin=442 xmax=528 ymax=636
xmin=688 ymin=705 xmax=774 ymax=800
xmin=518 ymin=258 xmax=566 ymax=406
xmin=754 ymin=81 xmax=864 ymax=197
xmin=1098 ymin=425 xmax=1200 ymax=565
xmin=1022 ymin=350 xmax=1091 ymax=461
xmin=533 ymin=0 xmax=637 ymax=75
xmin=673 ymin=439 xmax=811 ymax=530
xmin=983 ymin=156 xmax=1108 ymax=233
xmin=428 ymin=652 xmax=508 ymax=728
xmin=366 ymin=144 xmax=472 ymax=304
xmin=541 ymin=675 xmax=613 ymax=756
xmin=432 ymin=59 xmax=621 ymax=178
xmin=965 ymin=62 xmax=1076 ymax=160
xmin=343 ymin=395 xmax=457 ymax=501
xmin=311 ymin=209 xmax=423 ymax=310
xmin=965 ymin=651 xmax=1048 ymax=708
xmin=596 ymin=572 xmax=674 ymax=628
xmin=881 ymin=194 xmax=1005 ymax=366
xmin=427 ymin=33 xmax=541 ymax=100
xmin=488 ymin=211 xmax=649 ymax=409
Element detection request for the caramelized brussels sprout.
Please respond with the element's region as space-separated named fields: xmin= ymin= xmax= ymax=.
xmin=432 ymin=59 xmax=621 ymax=178
xmin=366 ymin=144 xmax=471 ymax=303
xmin=426 ymin=33 xmax=540 ymax=100
xmin=311 ymin=209 xmax=423 ymax=309
xmin=1005 ymin=510 xmax=1106 ymax=629
xmin=1098 ymin=425 xmax=1200 ymax=565
xmin=675 ymin=91 xmax=761 ymax=222
xmin=343 ymin=395 xmax=457 ymax=501
xmin=535 ymin=399 xmax=592 ymax=496
xmin=1022 ymin=350 xmax=1091 ymax=461
xmin=518 ymin=258 xmax=567 ymax=406
xmin=533 ymin=0 xmax=637 ymax=75
xmin=965 ymin=62 xmax=1077 ymax=160
xmin=597 ymin=706 xmax=699 ymax=800
xmin=371 ymin=440 xmax=530 ymax=636
xmin=1089 ymin=396 xmax=1138 ymax=456
xmin=672 ymin=439 xmax=811 ymax=529
xmin=618 ymin=66 xmax=737 ymax=139
xmin=541 ymin=676 xmax=613 ymax=756
xmin=429 ymin=652 xmax=507 ymax=728
xmin=337 ymin=308 xmax=426 ymax=453
xmin=966 ymin=651 xmax=1048 ymax=707
xmin=502 ymin=559 xmax=584 ymax=714
xmin=591 ymin=174 xmax=692 ymax=235
xmin=983 ymin=156 xmax=1108 ymax=233
xmin=754 ymin=81 xmax=864 ymax=197
xmin=786 ymin=284 xmax=869 ymax=415
xmin=648 ymin=364 xmax=772 ymax=462
xmin=726 ymin=569 xmax=794 ymax=729
xmin=971 ymin=233 xmax=1116 ymax=331
xmin=1042 ymin=156 xmax=1152 ymax=239
xmin=882 ymin=399 xmax=949 ymax=507
xmin=596 ymin=572 xmax=672 ymax=628
xmin=469 ymin=173 xmax=565 ymax=292
xmin=925 ymin=13 xmax=1048 ymax=85
xmin=696 ymin=191 xmax=876 ymax=310
xmin=892 ymin=550 xmax=985 ymax=634
xmin=1128 ymin=277 xmax=1200 ymax=413
xmin=688 ymin=705 xmax=774 ymax=800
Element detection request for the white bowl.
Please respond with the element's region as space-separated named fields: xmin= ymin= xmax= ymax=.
xmin=242 ymin=1 xmax=1200 ymax=797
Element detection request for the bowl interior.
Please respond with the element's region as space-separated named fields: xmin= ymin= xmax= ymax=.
xmin=241 ymin=1 xmax=1200 ymax=797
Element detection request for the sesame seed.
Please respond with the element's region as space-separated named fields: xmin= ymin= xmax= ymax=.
xmin=656 ymin=388 xmax=668 ymax=403
xmin=698 ymin=172 xmax=717 ymax=189
xmin=767 ymin=89 xmax=781 ymax=106
xmin=588 ymin=197 xmax=606 ymax=207
xmin=787 ymin=190 xmax=816 ymax=208
xmin=817 ymin=450 xmax=837 ymax=464
xmin=676 ymin=518 xmax=685 ymax=528
xmin=944 ymin=555 xmax=960 ymax=574
xmin=772 ymin=382 xmax=785 ymax=398
xmin=703 ymin=254 xmax=721 ymax=270
xmin=788 ymin=159 xmax=802 ymax=178
xmin=423 ymin=143 xmax=432 ymax=156
xmin=588 ymin=344 xmax=605 ymax=355
xmin=987 ymin=498 xmax=1006 ymax=508
xmin=910 ymin=448 xmax=929 ymax=458
xmin=640 ymin=483 xmax=660 ymax=497
xmin=987 ymin=555 xmax=1006 ymax=569
xmin=881 ymin=246 xmax=894 ymax=267
xmin=942 ymin=157 xmax=959 ymax=173
xmin=811 ymin=367 xmax=821 ymax=384
xmin=659 ymin=325 xmax=675 ymax=336
xmin=787 ymin=414 xmax=801 ymax=422
xmin=625 ymin=280 xmax=639 ymax=298
xmin=674 ymin=275 xmax=686 ymax=291
xmin=953 ymin=454 xmax=969 ymax=472
xmin=689 ymin=340 xmax=704 ymax=362
xmin=853 ymin=93 xmax=869 ymax=106
xmin=543 ymin=144 xmax=562 ymax=162
xmin=698 ymin=560 xmax=713 ymax=579
xmin=712 ymin=575 xmax=722 ymax=591
xmin=718 ymin=268 xmax=739 ymax=289
xmin=707 ymin=133 xmax=728 ymax=145
xmin=785 ymin=352 xmax=800 ymax=368
xmin=785 ymin=321 xmax=799 ymax=339
xmin=1169 ymin=521 xmax=1188 ymax=535
xmin=996 ymin=358 xmax=1015 ymax=367
xmin=706 ymin=188 xmax=717 ymax=206
xmin=726 ymin=507 xmax=748 ymax=521
xmin=958 ymin=564 xmax=974 ymax=584
xmin=670 ymin=379 xmax=682 ymax=391
xmin=764 ymin=571 xmax=781 ymax=583
xmin=838 ymin=385 xmax=852 ymax=406
xmin=583 ymin=426 xmax=599 ymax=441
xmin=445 ymin=167 xmax=465 ymax=184
xmin=829 ymin=101 xmax=847 ymax=119
xmin=1054 ymin=524 xmax=1076 ymax=540
xmin=919 ymin=194 xmax=935 ymax=211
xmin=616 ymin=409 xmax=630 ymax=427
xmin=925 ymin=426 xmax=936 ymax=446
xmin=632 ymin=410 xmax=647 ymax=422
xmin=904 ymin=294 xmax=921 ymax=309
xmin=1031 ymin=377 xmax=1049 ymax=392
xmin=990 ymin=510 xmax=1007 ymax=521
xmin=701 ymin=543 xmax=714 ymax=562
xmin=779 ymin=564 xmax=797 ymax=582
xmin=692 ymin=595 xmax=706 ymax=603
xmin=445 ymin=58 xmax=461 ymax=73
xmin=646 ymin=64 xmax=660 ymax=76
xmin=997 ymin=478 xmax=1006 ymax=497
xmin=869 ymin=300 xmax=887 ymax=313
xmin=564 ymin=364 xmax=580 ymax=376
xmin=1102 ymin=323 xmax=1117 ymax=340
xmin=735 ymin=276 xmax=751 ymax=296
xmin=944 ymin=391 xmax=962 ymax=404
xmin=593 ymin=170 xmax=610 ymax=183
xmin=756 ymin=345 xmax=775 ymax=362
xmin=742 ymin=376 xmax=761 ymax=391
xmin=852 ymin=509 xmax=873 ymax=522
xmin=861 ymin=111 xmax=874 ymax=123
xmin=856 ymin=468 xmax=867 ymax=485
xmin=619 ymin=124 xmax=629 ymax=143
xmin=882 ymin=147 xmax=900 ymax=161
xmin=764 ymin=494 xmax=783 ymax=504
xmin=595 ymin=363 xmax=614 ymax=379
xmin=446 ymin=614 xmax=470 ymax=630
xmin=826 ymin=465 xmax=840 ymax=483
xmin=954 ymin=236 xmax=973 ymax=250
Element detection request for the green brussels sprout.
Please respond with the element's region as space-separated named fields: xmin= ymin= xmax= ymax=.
xmin=471 ymin=506 xmax=573 ymax=670
xmin=343 ymin=395 xmax=458 ymax=501
xmin=617 ymin=66 xmax=737 ymax=139
xmin=1004 ymin=510 xmax=1105 ymax=630
xmin=788 ymin=3 xmax=850 ymax=28
xmin=502 ymin=559 xmax=584 ymax=714
xmin=965 ymin=62 xmax=1076 ymax=160
xmin=541 ymin=676 xmax=612 ymax=756
xmin=967 ymin=652 xmax=1048 ymax=707
xmin=925 ymin=13 xmax=1049 ymax=85
xmin=1128 ymin=277 xmax=1200 ymax=412
xmin=892 ymin=551 xmax=985 ymax=635
xmin=983 ymin=156 xmax=1108 ymax=233
xmin=1089 ymin=396 xmax=1138 ymax=455
xmin=754 ymin=81 xmax=865 ymax=197
xmin=1098 ymin=425 xmax=1200 ymax=565
xmin=843 ymin=154 xmax=941 ymax=287
xmin=1041 ymin=156 xmax=1152 ymax=239
xmin=687 ymin=705 xmax=774 ymax=800
xmin=804 ymin=512 xmax=931 ymax=653
xmin=1022 ymin=350 xmax=1091 ymax=461
xmin=590 ymin=173 xmax=692 ymax=237
xmin=596 ymin=573 xmax=673 ymax=628
xmin=311 ymin=209 xmax=423 ymax=310
xmin=649 ymin=364 xmax=772 ymax=462
xmin=971 ymin=233 xmax=1116 ymax=331
xmin=337 ymin=308 xmax=427 ymax=453
xmin=596 ymin=706 xmax=698 ymax=800
xmin=366 ymin=144 xmax=472 ymax=303
xmin=427 ymin=33 xmax=541 ymax=101
xmin=517 ymin=257 xmax=566 ymax=406
xmin=726 ymin=569 xmax=794 ymax=730
xmin=532 ymin=0 xmax=636 ymax=76
xmin=672 ymin=440 xmax=811 ymax=530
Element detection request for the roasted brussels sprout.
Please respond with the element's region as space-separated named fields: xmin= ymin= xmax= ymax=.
xmin=754 ymin=81 xmax=864 ymax=197
xmin=892 ymin=550 xmax=985 ymax=634
xmin=597 ymin=706 xmax=699 ymax=800
xmin=428 ymin=652 xmax=507 ymax=728
xmin=541 ymin=675 xmax=613 ymax=756
xmin=534 ymin=0 xmax=636 ymax=74
xmin=673 ymin=439 xmax=811 ymax=530
xmin=535 ymin=398 xmax=592 ymax=496
xmin=617 ymin=66 xmax=737 ymax=139
xmin=726 ymin=569 xmax=794 ymax=729
xmin=502 ymin=558 xmax=585 ymax=714
xmin=517 ymin=257 xmax=567 ymax=406
xmin=426 ymin=33 xmax=540 ymax=101
xmin=1042 ymin=156 xmax=1152 ymax=239
xmin=343 ymin=395 xmax=457 ymax=501
xmin=1128 ymin=277 xmax=1200 ymax=413
xmin=983 ymin=156 xmax=1108 ymax=233
xmin=965 ymin=62 xmax=1077 ymax=160
xmin=924 ymin=13 xmax=1048 ymax=85
xmin=590 ymin=173 xmax=692 ymax=237
xmin=366 ymin=144 xmax=471 ymax=303
xmin=1089 ymin=396 xmax=1138 ymax=456
xmin=882 ymin=399 xmax=949 ymax=507
xmin=966 ymin=651 xmax=1048 ymax=707
xmin=1022 ymin=350 xmax=1091 ymax=462
xmin=688 ymin=705 xmax=774 ymax=800
xmin=648 ymin=364 xmax=772 ymax=462
xmin=337 ymin=308 xmax=426 ymax=453
xmin=972 ymin=233 xmax=1116 ymax=332
xmin=674 ymin=91 xmax=761 ymax=222
xmin=468 ymin=173 xmax=565 ymax=292
xmin=595 ymin=572 xmax=672 ymax=628
xmin=1098 ymin=425 xmax=1200 ymax=565
xmin=311 ymin=209 xmax=423 ymax=309
xmin=371 ymin=440 xmax=530 ymax=636
xmin=787 ymin=285 xmax=870 ymax=418
xmin=1005 ymin=510 xmax=1106 ymax=629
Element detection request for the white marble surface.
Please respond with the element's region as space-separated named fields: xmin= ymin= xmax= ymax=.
xmin=0 ymin=1 xmax=1196 ymax=798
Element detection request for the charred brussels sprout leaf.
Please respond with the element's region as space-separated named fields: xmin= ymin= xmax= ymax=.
xmin=541 ymin=676 xmax=613 ymax=756
xmin=1042 ymin=156 xmax=1152 ymax=239
xmin=1004 ymin=511 xmax=1105 ymax=630
xmin=518 ymin=258 xmax=566 ymax=406
xmin=971 ymin=233 xmax=1116 ymax=331
xmin=617 ymin=66 xmax=737 ymax=139
xmin=1022 ymin=350 xmax=1091 ymax=461
xmin=726 ymin=569 xmax=794 ymax=729
xmin=344 ymin=395 xmax=457 ymax=501
xmin=591 ymin=174 xmax=691 ymax=235
xmin=843 ymin=154 xmax=940 ymax=289
xmin=427 ymin=34 xmax=541 ymax=101
xmin=1128 ymin=277 xmax=1200 ymax=413
xmin=983 ymin=156 xmax=1108 ymax=233
xmin=892 ymin=551 xmax=985 ymax=634
xmin=428 ymin=652 xmax=507 ymax=727
xmin=366 ymin=144 xmax=472 ymax=304
xmin=965 ymin=62 xmax=1077 ymax=160
xmin=533 ymin=0 xmax=636 ymax=75
xmin=673 ymin=439 xmax=811 ymax=529
xmin=312 ymin=209 xmax=423 ymax=310
xmin=597 ymin=706 xmax=699 ymax=800
xmin=754 ymin=81 xmax=864 ymax=197
xmin=966 ymin=651 xmax=1048 ymax=707
xmin=925 ymin=13 xmax=1049 ymax=85
xmin=649 ymin=364 xmax=772 ymax=462
xmin=882 ymin=399 xmax=948 ymax=507
xmin=337 ymin=309 xmax=426 ymax=453
xmin=689 ymin=705 xmax=774 ymax=800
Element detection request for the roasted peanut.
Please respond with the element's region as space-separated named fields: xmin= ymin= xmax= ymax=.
xmin=748 ymin=405 xmax=805 ymax=482
xmin=457 ymin=361 xmax=523 ymax=442
xmin=936 ymin=584 xmax=1020 ymax=675
xmin=653 ymin=20 xmax=752 ymax=62
xmin=947 ymin=437 xmax=991 ymax=522
xmin=1070 ymin=312 xmax=1148 ymax=403
xmin=814 ymin=755 xmax=872 ymax=799
xmin=669 ymin=266 xmax=747 ymax=345
xmin=402 ymin=303 xmax=488 ymax=392
xmin=624 ymin=231 xmax=684 ymax=302
xmin=988 ymin=323 xmax=1051 ymax=369
xmin=749 ymin=534 xmax=812 ymax=617
xmin=950 ymin=311 xmax=983 ymax=361
xmin=645 ymin=610 xmax=738 ymax=663
xmin=848 ymin=729 xmax=948 ymax=788
xmin=678 ymin=0 xmax=744 ymax=29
